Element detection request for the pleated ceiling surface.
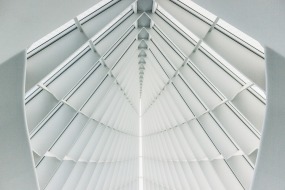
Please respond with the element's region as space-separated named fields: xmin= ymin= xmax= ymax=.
xmin=24 ymin=0 xmax=266 ymax=189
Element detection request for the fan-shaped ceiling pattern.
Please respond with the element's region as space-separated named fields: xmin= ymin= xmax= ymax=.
xmin=24 ymin=0 xmax=266 ymax=189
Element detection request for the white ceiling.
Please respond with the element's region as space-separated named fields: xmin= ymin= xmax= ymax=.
xmin=22 ymin=0 xmax=266 ymax=189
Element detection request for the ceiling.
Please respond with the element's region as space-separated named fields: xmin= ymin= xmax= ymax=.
xmin=23 ymin=0 xmax=266 ymax=189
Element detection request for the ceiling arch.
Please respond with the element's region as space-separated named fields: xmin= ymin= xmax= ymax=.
xmin=22 ymin=0 xmax=266 ymax=189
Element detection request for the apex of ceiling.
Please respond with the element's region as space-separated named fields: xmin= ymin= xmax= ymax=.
xmin=137 ymin=0 xmax=154 ymax=12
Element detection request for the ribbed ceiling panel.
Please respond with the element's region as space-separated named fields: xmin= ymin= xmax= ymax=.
xmin=24 ymin=0 xmax=266 ymax=189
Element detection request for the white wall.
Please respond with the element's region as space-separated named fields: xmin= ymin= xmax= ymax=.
xmin=0 ymin=51 xmax=39 ymax=190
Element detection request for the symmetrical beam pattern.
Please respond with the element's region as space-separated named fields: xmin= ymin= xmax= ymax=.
xmin=23 ymin=0 xmax=266 ymax=189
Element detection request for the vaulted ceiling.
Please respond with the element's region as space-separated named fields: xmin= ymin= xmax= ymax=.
xmin=23 ymin=0 xmax=266 ymax=189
